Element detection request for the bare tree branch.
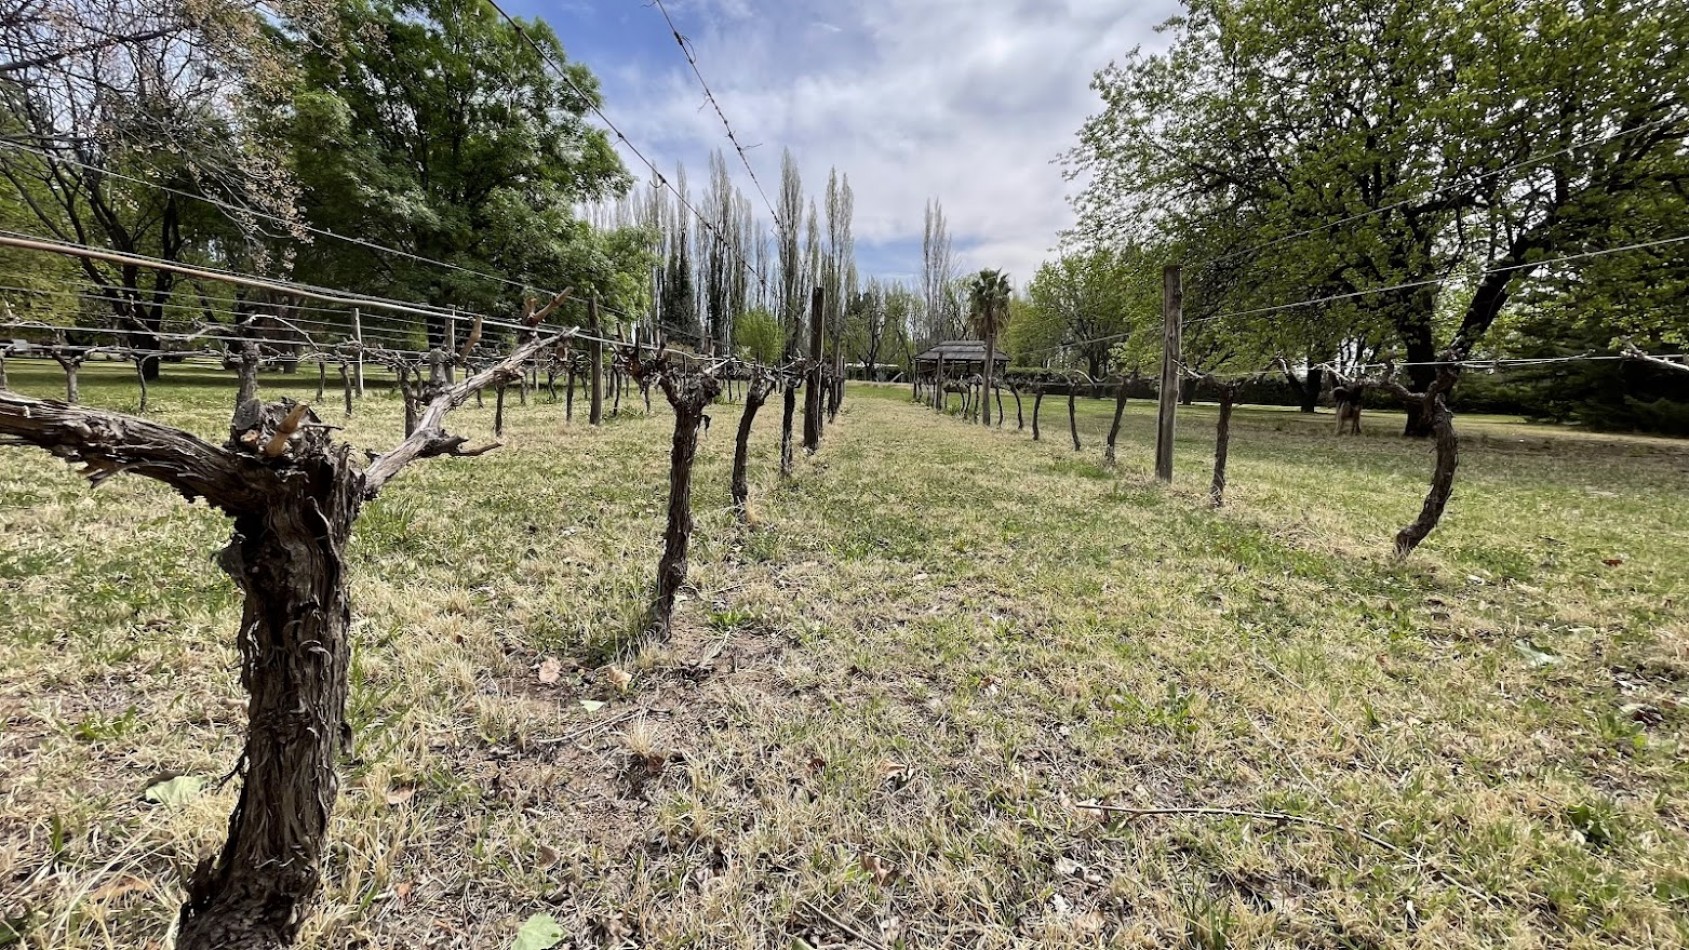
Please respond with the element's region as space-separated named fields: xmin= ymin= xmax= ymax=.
xmin=1622 ymin=341 xmax=1689 ymax=374
xmin=362 ymin=330 xmax=571 ymax=496
xmin=0 ymin=391 xmax=269 ymax=509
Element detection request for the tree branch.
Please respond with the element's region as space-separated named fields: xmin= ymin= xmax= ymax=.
xmin=362 ymin=330 xmax=571 ymax=496
xmin=1622 ymin=342 xmax=1689 ymax=374
xmin=0 ymin=392 xmax=269 ymax=510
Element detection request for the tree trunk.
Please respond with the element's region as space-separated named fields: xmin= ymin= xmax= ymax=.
xmin=1011 ymin=383 xmax=1023 ymax=430
xmin=178 ymin=466 xmax=359 ymax=950
xmin=1398 ymin=289 xmax=1440 ymax=437
xmin=1104 ymin=377 xmax=1129 ymax=465
xmin=340 ymin=364 xmax=353 ymax=417
xmin=1210 ymin=385 xmax=1237 ymax=507
xmin=1068 ymin=388 xmax=1081 ymax=451
xmin=315 ymin=361 xmax=326 ymax=402
xmin=1032 ymin=388 xmax=1043 ymax=441
xmin=1179 ymin=375 xmax=1196 ymax=406
xmin=652 ymin=374 xmax=722 ymax=639
xmin=780 ymin=379 xmax=798 ymax=477
xmin=731 ymin=378 xmax=772 ymax=519
xmin=1301 ymin=364 xmax=1323 ymax=414
xmin=565 ymin=366 xmax=576 ymax=422
xmin=134 ymin=359 xmax=149 ymax=413
xmin=995 ymin=384 xmax=1004 ymax=428
xmin=982 ymin=331 xmax=995 ymax=426
xmin=494 ymin=384 xmax=507 ymax=437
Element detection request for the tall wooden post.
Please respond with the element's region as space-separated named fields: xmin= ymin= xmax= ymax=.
xmin=445 ymin=311 xmax=457 ymax=383
xmin=589 ymin=294 xmax=605 ymax=425
xmin=1155 ymin=265 xmax=1182 ymax=482
xmin=803 ymin=287 xmax=824 ymax=453
xmin=350 ymin=307 xmax=365 ymax=396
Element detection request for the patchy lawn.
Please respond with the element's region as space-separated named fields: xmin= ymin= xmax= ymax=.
xmin=2 ymin=365 xmax=1686 ymax=949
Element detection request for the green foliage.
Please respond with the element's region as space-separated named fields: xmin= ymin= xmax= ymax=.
xmin=1066 ymin=0 xmax=1689 ymax=385
xmin=735 ymin=308 xmax=784 ymax=364
xmin=1016 ymin=247 xmax=1154 ymax=376
xmin=279 ymin=0 xmax=632 ymax=315
xmin=509 ymin=913 xmax=564 ymax=950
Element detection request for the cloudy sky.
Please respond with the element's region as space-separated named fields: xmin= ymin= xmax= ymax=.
xmin=509 ymin=0 xmax=1181 ymax=287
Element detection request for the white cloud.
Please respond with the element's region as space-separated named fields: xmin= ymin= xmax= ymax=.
xmin=603 ymin=0 xmax=1180 ymax=285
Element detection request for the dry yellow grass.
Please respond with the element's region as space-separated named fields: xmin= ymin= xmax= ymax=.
xmin=1 ymin=363 xmax=1686 ymax=949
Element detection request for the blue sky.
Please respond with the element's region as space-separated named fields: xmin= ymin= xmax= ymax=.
xmin=510 ymin=0 xmax=1181 ymax=285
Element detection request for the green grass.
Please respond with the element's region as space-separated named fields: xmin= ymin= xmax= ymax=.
xmin=1 ymin=364 xmax=1686 ymax=949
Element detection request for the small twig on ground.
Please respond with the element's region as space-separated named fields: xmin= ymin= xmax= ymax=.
xmin=531 ymin=709 xmax=641 ymax=747
xmin=799 ymin=900 xmax=890 ymax=950
xmin=1082 ymin=801 xmax=1497 ymax=906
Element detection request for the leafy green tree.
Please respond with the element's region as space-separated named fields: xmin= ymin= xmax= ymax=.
xmin=735 ymin=307 xmax=783 ymax=365
xmin=0 ymin=0 xmax=321 ymax=375
xmin=280 ymin=0 xmax=628 ymax=338
xmin=1019 ymin=247 xmax=1149 ymax=377
xmin=1069 ymin=0 xmax=1689 ymax=433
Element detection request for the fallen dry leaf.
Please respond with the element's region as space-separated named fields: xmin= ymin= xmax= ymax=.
xmin=91 ymin=874 xmax=152 ymax=902
xmin=859 ymin=851 xmax=893 ymax=886
xmin=537 ymin=657 xmax=563 ymax=685
xmin=605 ymin=665 xmax=633 ymax=693
xmin=385 ymin=786 xmax=417 ymax=806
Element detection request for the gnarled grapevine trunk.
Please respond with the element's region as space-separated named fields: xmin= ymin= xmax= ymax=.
xmin=0 ymin=332 xmax=558 ymax=950
xmin=1380 ymin=364 xmax=1462 ymax=556
xmin=780 ymin=379 xmax=798 ymax=477
xmin=731 ymin=377 xmax=772 ymax=519
xmin=1209 ymin=383 xmax=1238 ymax=507
xmin=1393 ymin=386 xmax=1458 ymax=556
xmin=1104 ymin=377 xmax=1129 ymax=465
xmin=653 ymin=372 xmax=723 ymax=639
xmin=179 ymin=440 xmax=360 ymax=950
xmin=1032 ymin=388 xmax=1043 ymax=441
xmin=1068 ymin=388 xmax=1081 ymax=451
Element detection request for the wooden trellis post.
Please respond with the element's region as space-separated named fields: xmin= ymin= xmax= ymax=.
xmin=351 ymin=307 xmax=365 ymax=396
xmin=1155 ymin=265 xmax=1182 ymax=482
xmin=804 ymin=287 xmax=824 ymax=452
xmin=589 ymin=294 xmax=605 ymax=425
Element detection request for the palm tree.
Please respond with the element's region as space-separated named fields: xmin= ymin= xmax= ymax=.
xmin=969 ymin=268 xmax=1011 ymax=425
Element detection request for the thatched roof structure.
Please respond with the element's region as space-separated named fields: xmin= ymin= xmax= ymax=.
xmin=913 ymin=341 xmax=1009 ymax=367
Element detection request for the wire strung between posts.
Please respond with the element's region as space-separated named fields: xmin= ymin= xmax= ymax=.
xmin=479 ymin=0 xmax=771 ymax=296
xmin=0 ymin=229 xmax=590 ymax=342
xmin=1179 ymin=351 xmax=1689 ymax=381
xmin=0 ymin=321 xmax=433 ymax=359
xmin=0 ymin=283 xmax=428 ymax=348
xmin=1194 ymin=115 xmax=1683 ymax=268
xmin=0 ymin=232 xmax=804 ymax=383
xmin=0 ymin=138 xmax=567 ymax=301
xmin=0 ymin=270 xmax=665 ymax=352
xmin=648 ymin=0 xmax=785 ymax=237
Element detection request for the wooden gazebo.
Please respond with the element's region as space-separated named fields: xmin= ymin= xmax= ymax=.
xmin=912 ymin=340 xmax=1009 ymax=406
xmin=913 ymin=340 xmax=1008 ymax=376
